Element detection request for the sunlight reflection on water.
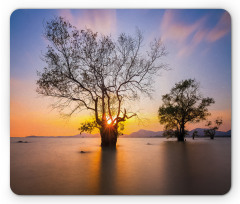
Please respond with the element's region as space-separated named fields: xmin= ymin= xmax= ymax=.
xmin=10 ymin=137 xmax=231 ymax=195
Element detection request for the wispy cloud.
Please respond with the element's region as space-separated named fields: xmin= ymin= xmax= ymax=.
xmin=160 ymin=10 xmax=231 ymax=57
xmin=206 ymin=11 xmax=231 ymax=42
xmin=59 ymin=9 xmax=117 ymax=35
xmin=161 ymin=10 xmax=206 ymax=44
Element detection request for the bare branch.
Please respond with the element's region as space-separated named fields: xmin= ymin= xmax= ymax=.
xmin=37 ymin=16 xmax=168 ymax=137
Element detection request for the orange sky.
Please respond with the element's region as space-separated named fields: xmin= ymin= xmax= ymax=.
xmin=10 ymin=77 xmax=231 ymax=137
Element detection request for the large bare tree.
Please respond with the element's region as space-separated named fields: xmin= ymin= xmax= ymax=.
xmin=37 ymin=17 xmax=167 ymax=147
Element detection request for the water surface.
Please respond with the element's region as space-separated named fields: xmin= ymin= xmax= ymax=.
xmin=10 ymin=137 xmax=231 ymax=195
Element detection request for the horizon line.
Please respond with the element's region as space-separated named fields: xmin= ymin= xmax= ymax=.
xmin=10 ymin=127 xmax=231 ymax=138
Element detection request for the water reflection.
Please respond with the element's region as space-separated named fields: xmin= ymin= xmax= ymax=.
xmin=98 ymin=148 xmax=117 ymax=194
xmin=161 ymin=141 xmax=193 ymax=194
xmin=10 ymin=138 xmax=231 ymax=195
xmin=161 ymin=140 xmax=231 ymax=195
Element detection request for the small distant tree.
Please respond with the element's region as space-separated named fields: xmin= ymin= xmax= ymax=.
xmin=204 ymin=118 xmax=223 ymax=139
xmin=158 ymin=79 xmax=215 ymax=142
xmin=36 ymin=16 xmax=167 ymax=148
xmin=192 ymin=130 xmax=198 ymax=140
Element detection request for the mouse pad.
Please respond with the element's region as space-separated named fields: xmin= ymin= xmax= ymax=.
xmin=10 ymin=9 xmax=231 ymax=195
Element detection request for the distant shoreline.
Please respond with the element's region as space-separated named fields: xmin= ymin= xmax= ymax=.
xmin=11 ymin=128 xmax=231 ymax=139
xmin=10 ymin=135 xmax=231 ymax=139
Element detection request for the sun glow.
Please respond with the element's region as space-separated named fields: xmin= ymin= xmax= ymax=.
xmin=106 ymin=116 xmax=116 ymax=125
xmin=107 ymin=119 xmax=112 ymax=125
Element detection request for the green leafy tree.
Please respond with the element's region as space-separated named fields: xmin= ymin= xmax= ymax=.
xmin=158 ymin=79 xmax=215 ymax=142
xmin=36 ymin=17 xmax=167 ymax=148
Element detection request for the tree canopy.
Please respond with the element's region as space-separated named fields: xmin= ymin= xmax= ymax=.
xmin=36 ymin=16 xmax=168 ymax=147
xmin=158 ymin=79 xmax=215 ymax=141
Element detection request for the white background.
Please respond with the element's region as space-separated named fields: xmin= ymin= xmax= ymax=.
xmin=1 ymin=0 xmax=239 ymax=203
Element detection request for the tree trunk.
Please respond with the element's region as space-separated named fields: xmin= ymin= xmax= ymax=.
xmin=178 ymin=125 xmax=185 ymax=142
xmin=210 ymin=129 xmax=215 ymax=140
xmin=178 ymin=133 xmax=185 ymax=142
xmin=100 ymin=125 xmax=118 ymax=148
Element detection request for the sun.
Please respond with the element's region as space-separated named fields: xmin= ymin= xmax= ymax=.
xmin=107 ymin=118 xmax=113 ymax=125
xmin=106 ymin=116 xmax=116 ymax=125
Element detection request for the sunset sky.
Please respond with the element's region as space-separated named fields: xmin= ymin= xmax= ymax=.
xmin=10 ymin=9 xmax=231 ymax=137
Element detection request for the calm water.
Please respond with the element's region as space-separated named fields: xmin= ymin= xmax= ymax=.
xmin=10 ymin=137 xmax=231 ymax=195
